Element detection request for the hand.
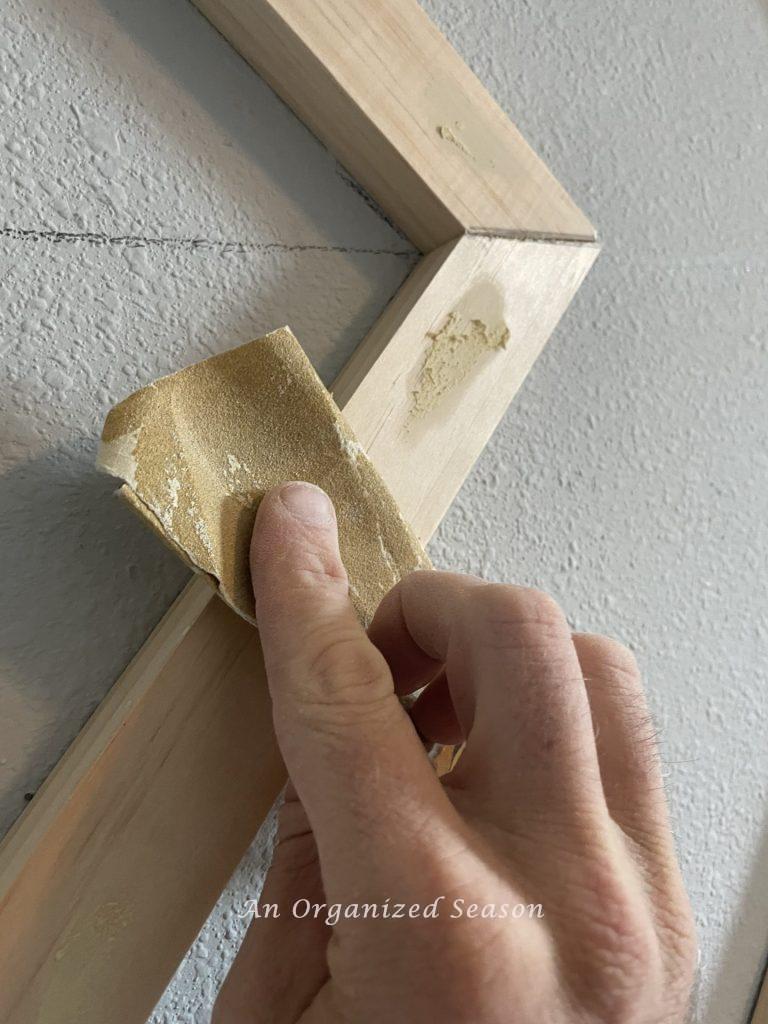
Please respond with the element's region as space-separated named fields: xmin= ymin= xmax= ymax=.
xmin=213 ymin=482 xmax=696 ymax=1024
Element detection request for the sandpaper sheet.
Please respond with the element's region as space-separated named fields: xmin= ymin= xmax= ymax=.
xmin=98 ymin=327 xmax=430 ymax=625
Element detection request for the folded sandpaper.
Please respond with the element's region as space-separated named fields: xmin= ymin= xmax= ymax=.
xmin=98 ymin=327 xmax=430 ymax=626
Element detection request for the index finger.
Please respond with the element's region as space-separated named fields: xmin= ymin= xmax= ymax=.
xmin=251 ymin=484 xmax=462 ymax=897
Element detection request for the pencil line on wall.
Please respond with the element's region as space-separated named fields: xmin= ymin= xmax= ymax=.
xmin=0 ymin=226 xmax=415 ymax=259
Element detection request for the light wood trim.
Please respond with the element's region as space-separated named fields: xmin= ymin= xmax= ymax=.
xmin=190 ymin=0 xmax=596 ymax=251
xmin=0 ymin=590 xmax=278 ymax=1024
xmin=0 ymin=236 xmax=597 ymax=1023
xmin=337 ymin=235 xmax=598 ymax=542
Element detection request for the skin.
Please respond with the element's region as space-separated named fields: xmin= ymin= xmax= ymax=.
xmin=213 ymin=481 xmax=697 ymax=1024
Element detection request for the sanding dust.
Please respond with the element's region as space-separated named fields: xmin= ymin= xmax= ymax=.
xmin=411 ymin=311 xmax=510 ymax=417
xmin=436 ymin=122 xmax=472 ymax=157
xmin=332 ymin=420 xmax=366 ymax=464
xmin=98 ymin=328 xmax=430 ymax=626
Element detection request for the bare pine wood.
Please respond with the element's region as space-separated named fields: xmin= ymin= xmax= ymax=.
xmin=0 ymin=235 xmax=596 ymax=1023
xmin=190 ymin=0 xmax=596 ymax=250
xmin=0 ymin=590 xmax=280 ymax=1024
xmin=337 ymin=235 xmax=598 ymax=542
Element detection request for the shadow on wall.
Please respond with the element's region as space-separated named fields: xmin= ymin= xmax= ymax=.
xmin=0 ymin=438 xmax=189 ymax=835
xmin=90 ymin=0 xmax=406 ymax=247
xmin=0 ymin=0 xmax=417 ymax=841
xmin=97 ymin=0 xmax=326 ymax=231
xmin=32 ymin=0 xmax=415 ymax=388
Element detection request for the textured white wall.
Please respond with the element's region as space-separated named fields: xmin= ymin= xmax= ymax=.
xmin=0 ymin=0 xmax=413 ymax=828
xmin=1 ymin=1 xmax=766 ymax=1022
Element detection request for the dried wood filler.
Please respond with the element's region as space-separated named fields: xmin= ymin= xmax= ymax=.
xmin=411 ymin=311 xmax=509 ymax=417
xmin=98 ymin=327 xmax=430 ymax=626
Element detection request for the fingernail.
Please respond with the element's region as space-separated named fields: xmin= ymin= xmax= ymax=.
xmin=278 ymin=482 xmax=334 ymax=525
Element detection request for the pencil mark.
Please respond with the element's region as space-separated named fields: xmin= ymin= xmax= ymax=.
xmin=334 ymin=165 xmax=412 ymax=245
xmin=0 ymin=225 xmax=414 ymax=258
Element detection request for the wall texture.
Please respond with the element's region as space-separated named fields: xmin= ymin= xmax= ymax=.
xmin=1 ymin=1 xmax=766 ymax=1022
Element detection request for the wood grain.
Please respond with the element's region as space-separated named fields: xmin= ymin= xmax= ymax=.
xmin=336 ymin=235 xmax=598 ymax=543
xmin=0 ymin=236 xmax=596 ymax=1023
xmin=0 ymin=584 xmax=282 ymax=1024
xmin=190 ymin=0 xmax=596 ymax=250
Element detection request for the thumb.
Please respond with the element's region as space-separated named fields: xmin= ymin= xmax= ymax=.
xmin=250 ymin=482 xmax=446 ymax=894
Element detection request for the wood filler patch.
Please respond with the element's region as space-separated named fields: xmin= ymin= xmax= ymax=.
xmin=411 ymin=311 xmax=510 ymax=417
xmin=436 ymin=122 xmax=473 ymax=158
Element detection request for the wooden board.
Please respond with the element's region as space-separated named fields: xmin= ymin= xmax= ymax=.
xmin=0 ymin=236 xmax=596 ymax=1024
xmin=0 ymin=590 xmax=277 ymax=1024
xmin=190 ymin=0 xmax=596 ymax=251
xmin=336 ymin=235 xmax=598 ymax=541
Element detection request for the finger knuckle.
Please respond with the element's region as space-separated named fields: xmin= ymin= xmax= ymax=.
xmin=564 ymin=858 xmax=666 ymax=1019
xmin=286 ymin=553 xmax=348 ymax=596
xmin=304 ymin=631 xmax=392 ymax=707
xmin=272 ymin=827 xmax=319 ymax=875
xmin=470 ymin=584 xmax=570 ymax=649
xmin=404 ymin=568 xmax=441 ymax=589
xmin=656 ymin=892 xmax=698 ymax=996
xmin=275 ymin=797 xmax=309 ymax=843
xmin=576 ymin=633 xmax=640 ymax=678
xmin=257 ymin=551 xmax=348 ymax=623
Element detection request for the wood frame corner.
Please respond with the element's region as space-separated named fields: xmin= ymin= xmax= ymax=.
xmin=0 ymin=4 xmax=599 ymax=1022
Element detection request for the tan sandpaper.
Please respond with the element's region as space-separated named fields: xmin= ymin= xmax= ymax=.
xmin=98 ymin=327 xmax=431 ymax=626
